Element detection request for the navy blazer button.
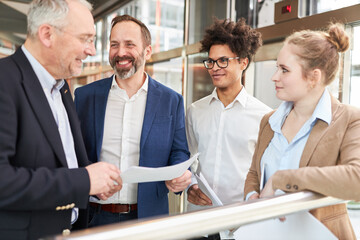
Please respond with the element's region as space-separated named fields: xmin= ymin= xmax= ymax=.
xmin=62 ymin=229 xmax=71 ymax=235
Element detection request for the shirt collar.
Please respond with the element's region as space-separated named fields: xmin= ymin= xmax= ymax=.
xmin=208 ymin=87 xmax=248 ymax=108
xmin=208 ymin=88 xmax=219 ymax=104
xmin=111 ymin=72 xmax=149 ymax=93
xmin=269 ymin=88 xmax=332 ymax=132
xmin=21 ymin=45 xmax=64 ymax=92
xmin=269 ymin=101 xmax=293 ymax=133
xmin=312 ymin=88 xmax=332 ymax=125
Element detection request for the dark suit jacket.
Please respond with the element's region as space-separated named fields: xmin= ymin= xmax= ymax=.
xmin=244 ymin=95 xmax=360 ymax=239
xmin=74 ymin=75 xmax=190 ymax=218
xmin=0 ymin=48 xmax=91 ymax=240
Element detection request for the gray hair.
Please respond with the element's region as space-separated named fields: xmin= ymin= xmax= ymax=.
xmin=27 ymin=0 xmax=93 ymax=37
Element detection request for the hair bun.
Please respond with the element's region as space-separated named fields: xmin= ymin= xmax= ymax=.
xmin=327 ymin=23 xmax=349 ymax=53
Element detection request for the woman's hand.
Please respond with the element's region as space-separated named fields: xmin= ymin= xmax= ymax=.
xmin=248 ymin=192 xmax=260 ymax=200
xmin=260 ymin=175 xmax=286 ymax=222
xmin=260 ymin=176 xmax=275 ymax=198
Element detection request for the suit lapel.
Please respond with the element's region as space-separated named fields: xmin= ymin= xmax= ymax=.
xmin=298 ymin=120 xmax=328 ymax=167
xmin=94 ymin=77 xmax=112 ymax=160
xmin=258 ymin=124 xmax=275 ymax=158
xmin=61 ymin=82 xmax=89 ymax=167
xmin=140 ymin=77 xmax=161 ymax=151
xmin=14 ymin=49 xmax=68 ymax=167
xmin=299 ymin=96 xmax=339 ymax=167
xmin=256 ymin=119 xmax=275 ymax=181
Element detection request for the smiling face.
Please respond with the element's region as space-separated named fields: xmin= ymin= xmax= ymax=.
xmin=52 ymin=0 xmax=96 ymax=78
xmin=272 ymin=43 xmax=313 ymax=102
xmin=207 ymin=44 xmax=247 ymax=92
xmin=109 ymin=21 xmax=151 ymax=80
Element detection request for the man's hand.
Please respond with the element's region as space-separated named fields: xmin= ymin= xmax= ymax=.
xmin=187 ymin=184 xmax=212 ymax=206
xmin=165 ymin=170 xmax=192 ymax=193
xmin=85 ymin=162 xmax=122 ymax=200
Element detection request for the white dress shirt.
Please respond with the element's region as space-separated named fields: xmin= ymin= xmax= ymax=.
xmin=97 ymin=74 xmax=148 ymax=204
xmin=186 ymin=87 xmax=271 ymax=211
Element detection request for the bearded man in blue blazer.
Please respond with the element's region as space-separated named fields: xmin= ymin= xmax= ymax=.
xmin=74 ymin=15 xmax=191 ymax=226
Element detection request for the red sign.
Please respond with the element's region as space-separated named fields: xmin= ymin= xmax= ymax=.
xmin=282 ymin=5 xmax=292 ymax=14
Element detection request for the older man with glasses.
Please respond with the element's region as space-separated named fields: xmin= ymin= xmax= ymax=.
xmin=185 ymin=18 xmax=271 ymax=240
xmin=0 ymin=0 xmax=123 ymax=239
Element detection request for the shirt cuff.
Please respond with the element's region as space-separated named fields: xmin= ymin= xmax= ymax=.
xmin=186 ymin=172 xmax=198 ymax=192
xmin=245 ymin=191 xmax=258 ymax=201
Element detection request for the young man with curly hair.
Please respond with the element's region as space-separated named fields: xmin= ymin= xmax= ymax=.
xmin=186 ymin=18 xmax=271 ymax=239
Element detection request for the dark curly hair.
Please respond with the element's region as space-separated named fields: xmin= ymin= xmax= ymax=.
xmin=200 ymin=18 xmax=262 ymax=72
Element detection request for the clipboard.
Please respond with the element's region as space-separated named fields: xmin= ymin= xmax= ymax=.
xmin=260 ymin=163 xmax=266 ymax=191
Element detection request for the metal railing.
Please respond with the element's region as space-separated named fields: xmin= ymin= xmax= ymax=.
xmin=49 ymin=191 xmax=344 ymax=240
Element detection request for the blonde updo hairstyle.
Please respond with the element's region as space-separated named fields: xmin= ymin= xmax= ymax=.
xmin=285 ymin=23 xmax=349 ymax=85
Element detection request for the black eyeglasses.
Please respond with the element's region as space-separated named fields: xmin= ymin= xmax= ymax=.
xmin=203 ymin=57 xmax=240 ymax=69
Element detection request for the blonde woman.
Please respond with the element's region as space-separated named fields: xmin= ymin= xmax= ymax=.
xmin=244 ymin=23 xmax=360 ymax=239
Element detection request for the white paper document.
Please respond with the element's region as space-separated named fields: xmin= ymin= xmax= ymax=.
xmin=194 ymin=171 xmax=231 ymax=239
xmin=120 ymin=153 xmax=199 ymax=183
xmin=194 ymin=172 xmax=223 ymax=206
xmin=233 ymin=211 xmax=337 ymax=240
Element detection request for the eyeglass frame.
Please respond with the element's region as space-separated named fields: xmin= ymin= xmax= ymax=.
xmin=203 ymin=57 xmax=241 ymax=69
xmin=51 ymin=24 xmax=96 ymax=48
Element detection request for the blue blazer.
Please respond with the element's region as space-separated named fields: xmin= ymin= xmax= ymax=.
xmin=74 ymin=75 xmax=190 ymax=218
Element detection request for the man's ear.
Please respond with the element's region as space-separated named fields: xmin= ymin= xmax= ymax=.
xmin=240 ymin=58 xmax=249 ymax=70
xmin=37 ymin=24 xmax=54 ymax=48
xmin=144 ymin=45 xmax=152 ymax=61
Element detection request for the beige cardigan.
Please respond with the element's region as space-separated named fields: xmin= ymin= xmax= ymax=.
xmin=244 ymin=95 xmax=360 ymax=240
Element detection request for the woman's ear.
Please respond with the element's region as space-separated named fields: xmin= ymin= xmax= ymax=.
xmin=309 ymin=68 xmax=322 ymax=89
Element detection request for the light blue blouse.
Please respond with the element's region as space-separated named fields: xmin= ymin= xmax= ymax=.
xmin=245 ymin=89 xmax=332 ymax=200
xmin=261 ymin=89 xmax=332 ymax=187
